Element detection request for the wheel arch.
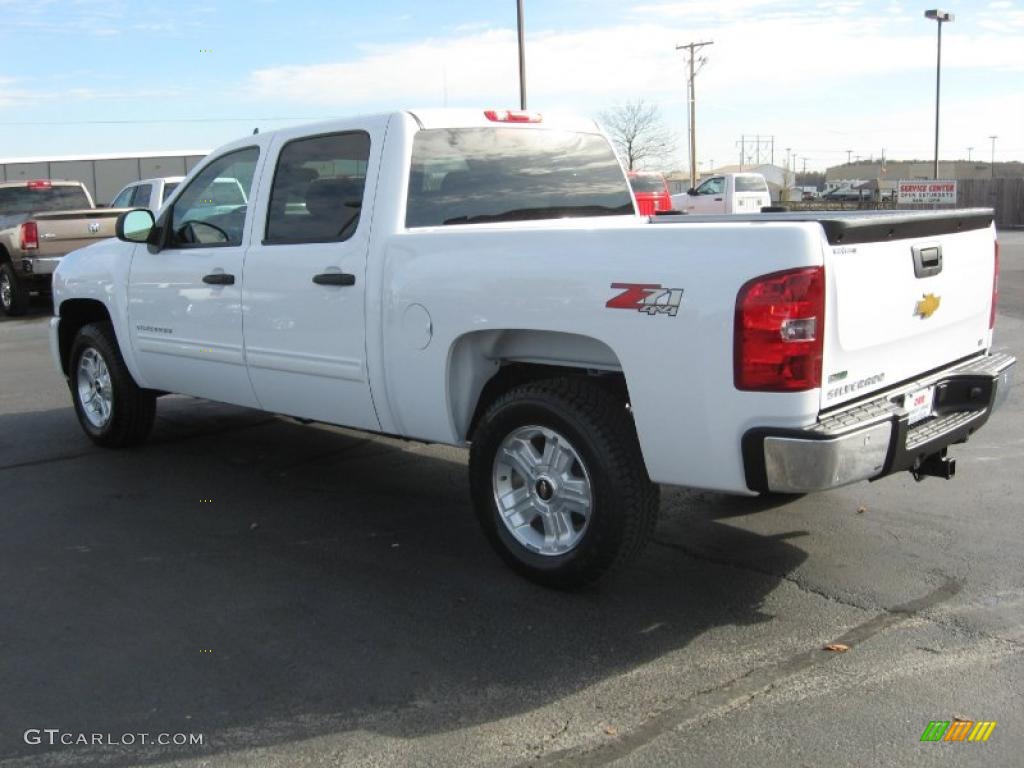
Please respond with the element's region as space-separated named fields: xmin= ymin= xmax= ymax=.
xmin=56 ymin=299 xmax=113 ymax=376
xmin=447 ymin=329 xmax=629 ymax=442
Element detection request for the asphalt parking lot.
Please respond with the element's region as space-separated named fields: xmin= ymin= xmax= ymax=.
xmin=1 ymin=232 xmax=1022 ymax=768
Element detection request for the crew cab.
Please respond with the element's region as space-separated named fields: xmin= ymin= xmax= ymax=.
xmin=672 ymin=172 xmax=771 ymax=214
xmin=48 ymin=109 xmax=1014 ymax=587
xmin=0 ymin=180 xmax=122 ymax=316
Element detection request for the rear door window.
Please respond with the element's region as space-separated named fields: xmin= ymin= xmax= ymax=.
xmin=264 ymin=131 xmax=371 ymax=244
xmin=406 ymin=128 xmax=633 ymax=228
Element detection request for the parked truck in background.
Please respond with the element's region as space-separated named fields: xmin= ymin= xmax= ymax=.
xmin=672 ymin=172 xmax=771 ymax=214
xmin=0 ymin=180 xmax=123 ymax=316
xmin=48 ymin=109 xmax=1014 ymax=587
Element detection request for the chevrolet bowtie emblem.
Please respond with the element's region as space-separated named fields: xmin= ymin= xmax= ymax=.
xmin=915 ymin=293 xmax=941 ymax=319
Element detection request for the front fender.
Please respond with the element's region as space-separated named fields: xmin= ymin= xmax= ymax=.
xmin=52 ymin=239 xmax=146 ymax=386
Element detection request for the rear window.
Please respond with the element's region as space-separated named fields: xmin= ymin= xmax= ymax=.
xmin=735 ymin=176 xmax=768 ymax=193
xmin=628 ymin=174 xmax=666 ymax=194
xmin=161 ymin=182 xmax=180 ymax=204
xmin=0 ymin=185 xmax=91 ymax=215
xmin=406 ymin=128 xmax=633 ymax=228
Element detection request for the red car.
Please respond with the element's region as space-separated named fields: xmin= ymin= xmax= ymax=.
xmin=627 ymin=171 xmax=673 ymax=215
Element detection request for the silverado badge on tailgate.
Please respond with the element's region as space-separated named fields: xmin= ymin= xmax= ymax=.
xmin=606 ymin=283 xmax=684 ymax=317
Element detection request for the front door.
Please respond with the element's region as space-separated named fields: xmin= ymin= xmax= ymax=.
xmin=128 ymin=145 xmax=263 ymax=406
xmin=241 ymin=125 xmax=381 ymax=431
xmin=688 ymin=176 xmax=725 ymax=213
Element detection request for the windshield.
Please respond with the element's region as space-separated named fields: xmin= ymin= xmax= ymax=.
xmin=0 ymin=185 xmax=91 ymax=215
xmin=406 ymin=127 xmax=634 ymax=227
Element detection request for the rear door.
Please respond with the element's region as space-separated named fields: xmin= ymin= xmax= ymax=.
xmin=240 ymin=120 xmax=384 ymax=431
xmin=821 ymin=219 xmax=997 ymax=410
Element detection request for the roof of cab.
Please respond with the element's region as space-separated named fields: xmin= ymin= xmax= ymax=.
xmin=405 ymin=108 xmax=601 ymax=133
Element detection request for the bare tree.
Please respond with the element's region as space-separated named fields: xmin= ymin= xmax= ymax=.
xmin=599 ymin=100 xmax=676 ymax=171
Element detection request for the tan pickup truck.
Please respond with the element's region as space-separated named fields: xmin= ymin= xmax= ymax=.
xmin=0 ymin=180 xmax=123 ymax=316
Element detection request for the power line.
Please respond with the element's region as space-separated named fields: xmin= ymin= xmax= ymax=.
xmin=0 ymin=116 xmax=335 ymax=126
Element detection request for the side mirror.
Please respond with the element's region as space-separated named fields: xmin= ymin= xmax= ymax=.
xmin=686 ymin=187 xmax=697 ymax=195
xmin=116 ymin=209 xmax=155 ymax=243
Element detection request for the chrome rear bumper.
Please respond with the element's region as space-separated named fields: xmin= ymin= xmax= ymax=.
xmin=743 ymin=352 xmax=1016 ymax=494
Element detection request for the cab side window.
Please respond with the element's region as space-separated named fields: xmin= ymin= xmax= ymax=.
xmin=131 ymin=184 xmax=153 ymax=208
xmin=169 ymin=147 xmax=259 ymax=247
xmin=264 ymin=132 xmax=371 ymax=244
xmin=111 ymin=185 xmax=135 ymax=208
xmin=696 ymin=177 xmax=724 ymax=195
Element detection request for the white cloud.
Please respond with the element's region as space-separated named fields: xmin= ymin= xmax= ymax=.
xmin=243 ymin=13 xmax=1021 ymax=170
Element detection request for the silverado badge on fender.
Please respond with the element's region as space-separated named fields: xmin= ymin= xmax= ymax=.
xmin=915 ymin=293 xmax=941 ymax=319
xmin=606 ymin=283 xmax=684 ymax=317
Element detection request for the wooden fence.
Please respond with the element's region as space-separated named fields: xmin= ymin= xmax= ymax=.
xmin=779 ymin=178 xmax=1024 ymax=229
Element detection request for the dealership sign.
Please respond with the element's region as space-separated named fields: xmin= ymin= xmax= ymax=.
xmin=897 ymin=180 xmax=957 ymax=204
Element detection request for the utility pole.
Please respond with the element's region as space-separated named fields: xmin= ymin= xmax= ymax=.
xmin=846 ymin=149 xmax=853 ymax=164
xmin=967 ymin=146 xmax=973 ymax=162
xmin=677 ymin=40 xmax=714 ymax=189
xmin=802 ymin=157 xmax=808 ymax=174
xmin=989 ymin=135 xmax=997 ymax=178
xmin=770 ymin=136 xmax=775 ymax=166
xmin=739 ymin=135 xmax=745 ymax=169
xmin=516 ymin=0 xmax=527 ymax=109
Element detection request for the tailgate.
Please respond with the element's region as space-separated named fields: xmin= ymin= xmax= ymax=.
xmin=821 ymin=211 xmax=996 ymax=410
xmin=30 ymin=209 xmax=123 ymax=256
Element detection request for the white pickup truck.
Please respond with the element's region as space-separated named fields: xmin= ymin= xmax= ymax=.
xmin=671 ymin=172 xmax=772 ymax=214
xmin=49 ymin=109 xmax=1014 ymax=587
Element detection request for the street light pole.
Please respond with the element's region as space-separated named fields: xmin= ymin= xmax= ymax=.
xmin=925 ymin=10 xmax=954 ymax=180
xmin=516 ymin=0 xmax=527 ymax=109
xmin=989 ymin=135 xmax=998 ymax=178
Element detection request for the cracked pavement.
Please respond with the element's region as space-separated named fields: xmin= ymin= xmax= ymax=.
xmin=1 ymin=231 xmax=1022 ymax=767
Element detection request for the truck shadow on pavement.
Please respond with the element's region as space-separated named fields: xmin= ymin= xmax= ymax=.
xmin=0 ymin=399 xmax=809 ymax=766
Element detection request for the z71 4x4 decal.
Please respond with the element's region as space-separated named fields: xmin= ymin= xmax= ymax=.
xmin=606 ymin=283 xmax=684 ymax=317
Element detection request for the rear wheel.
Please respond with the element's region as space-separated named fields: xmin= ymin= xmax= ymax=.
xmin=0 ymin=262 xmax=29 ymax=316
xmin=69 ymin=322 xmax=156 ymax=447
xmin=469 ymin=377 xmax=659 ymax=588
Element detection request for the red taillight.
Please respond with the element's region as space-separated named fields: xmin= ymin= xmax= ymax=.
xmin=990 ymin=240 xmax=1000 ymax=330
xmin=19 ymin=221 xmax=39 ymax=251
xmin=735 ymin=266 xmax=825 ymax=392
xmin=26 ymin=179 xmax=52 ymax=189
xmin=484 ymin=109 xmax=542 ymax=123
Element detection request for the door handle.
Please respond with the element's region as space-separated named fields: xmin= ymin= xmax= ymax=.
xmin=313 ymin=272 xmax=356 ymax=286
xmin=202 ymin=272 xmax=235 ymax=285
xmin=714 ymin=197 xmax=723 ymax=201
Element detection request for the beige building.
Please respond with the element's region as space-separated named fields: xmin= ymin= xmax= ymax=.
xmin=826 ymin=160 xmax=1024 ymax=183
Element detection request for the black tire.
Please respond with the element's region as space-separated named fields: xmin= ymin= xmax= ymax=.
xmin=69 ymin=322 xmax=156 ymax=448
xmin=0 ymin=262 xmax=30 ymax=317
xmin=469 ymin=377 xmax=659 ymax=589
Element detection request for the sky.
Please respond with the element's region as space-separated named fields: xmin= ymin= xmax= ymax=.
xmin=0 ymin=0 xmax=1021 ymax=172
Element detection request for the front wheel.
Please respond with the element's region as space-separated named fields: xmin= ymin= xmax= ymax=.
xmin=69 ymin=322 xmax=156 ymax=448
xmin=469 ymin=377 xmax=659 ymax=588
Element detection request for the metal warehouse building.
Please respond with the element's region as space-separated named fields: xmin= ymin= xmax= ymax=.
xmin=0 ymin=150 xmax=209 ymax=206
